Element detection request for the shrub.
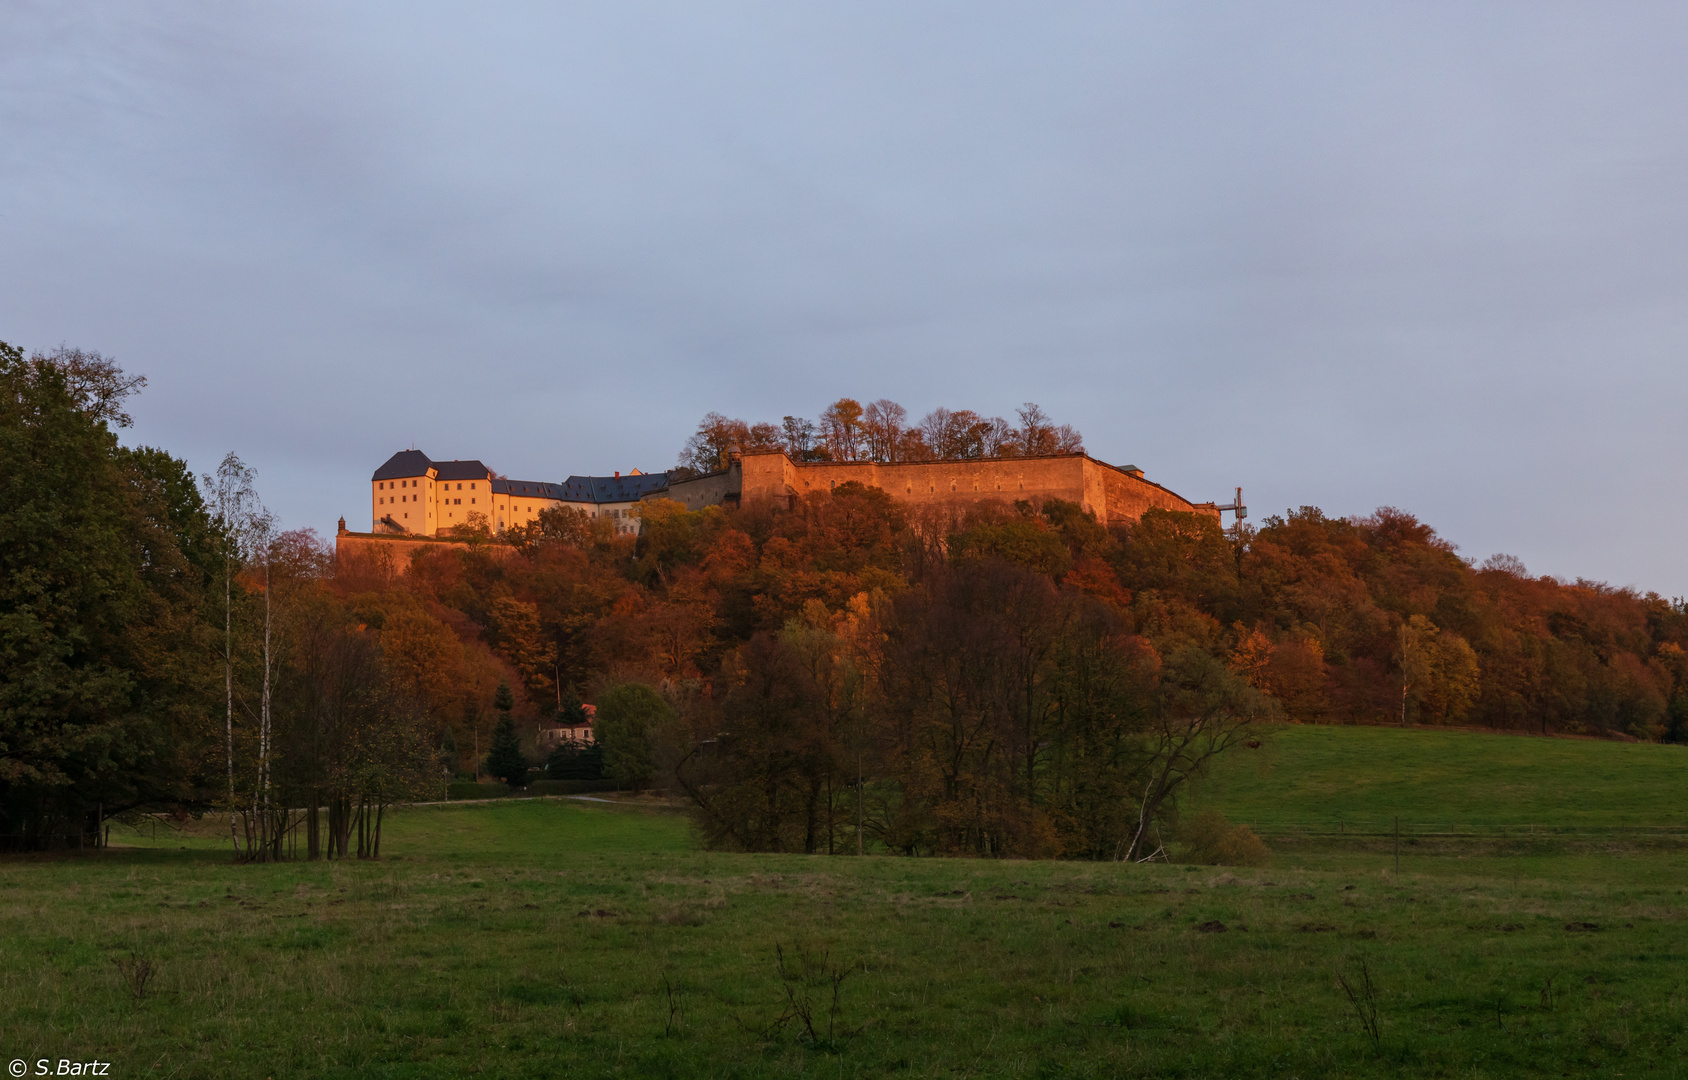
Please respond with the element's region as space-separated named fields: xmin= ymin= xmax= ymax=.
xmin=546 ymin=738 xmax=604 ymax=781
xmin=528 ymin=779 xmax=621 ymax=796
xmin=446 ymin=782 xmax=512 ymax=801
xmin=1176 ymin=809 xmax=1270 ymax=867
xmin=595 ymin=683 xmax=672 ymax=791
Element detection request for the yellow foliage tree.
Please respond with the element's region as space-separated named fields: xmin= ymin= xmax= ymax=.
xmin=1400 ymin=614 xmax=1479 ymax=725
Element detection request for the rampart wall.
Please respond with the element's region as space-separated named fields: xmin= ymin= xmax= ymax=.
xmin=736 ymin=451 xmax=1214 ymax=527
xmin=334 ymin=530 xmax=516 ymax=574
xmin=665 ymin=465 xmax=742 ymax=511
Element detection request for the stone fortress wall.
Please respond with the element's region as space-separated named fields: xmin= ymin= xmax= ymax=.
xmin=674 ymin=450 xmax=1217 ymax=526
xmin=345 ymin=446 xmax=1222 ymax=573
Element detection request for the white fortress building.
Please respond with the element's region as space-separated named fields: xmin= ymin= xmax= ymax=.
xmin=370 ymin=450 xmax=669 ymax=537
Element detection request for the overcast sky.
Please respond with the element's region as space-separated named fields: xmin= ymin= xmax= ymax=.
xmin=4 ymin=3 xmax=1686 ymax=593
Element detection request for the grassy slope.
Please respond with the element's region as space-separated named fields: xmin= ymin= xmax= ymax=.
xmin=1190 ymin=723 xmax=1688 ymax=829
xmin=8 ymin=737 xmax=1688 ymax=1077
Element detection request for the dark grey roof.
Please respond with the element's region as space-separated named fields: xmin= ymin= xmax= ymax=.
xmin=372 ymin=450 xmax=433 ymax=481
xmin=375 ymin=452 xmax=659 ymax=500
xmin=372 ymin=451 xmax=494 ymax=482
xmin=493 ymin=479 xmax=565 ymax=499
xmin=557 ymin=472 xmax=670 ymax=504
xmin=433 ymin=459 xmax=493 ymax=482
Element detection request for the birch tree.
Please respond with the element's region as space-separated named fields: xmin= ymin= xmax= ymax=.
xmin=200 ymin=453 xmax=270 ymax=854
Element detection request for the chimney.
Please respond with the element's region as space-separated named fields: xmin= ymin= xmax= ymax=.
xmin=614 ymin=470 xmax=620 ymax=478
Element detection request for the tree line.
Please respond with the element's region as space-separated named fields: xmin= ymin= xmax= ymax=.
xmin=451 ymin=472 xmax=1688 ymax=858
xmin=9 ymin=344 xmax=1688 ymax=858
xmin=676 ymin=399 xmax=1085 ymax=475
xmin=0 ymin=342 xmax=442 ymax=854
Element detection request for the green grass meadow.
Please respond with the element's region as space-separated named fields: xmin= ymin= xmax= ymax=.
xmin=1193 ymin=723 xmax=1688 ymax=829
xmin=6 ymin=727 xmax=1688 ymax=1078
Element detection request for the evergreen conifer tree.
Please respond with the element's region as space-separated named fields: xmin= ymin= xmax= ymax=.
xmin=484 ymin=682 xmax=527 ymax=787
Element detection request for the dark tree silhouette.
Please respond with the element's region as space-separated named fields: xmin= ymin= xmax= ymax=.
xmin=485 ymin=683 xmax=527 ymax=787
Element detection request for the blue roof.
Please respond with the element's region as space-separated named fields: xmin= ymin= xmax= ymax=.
xmin=493 ymin=479 xmax=565 ymax=499
xmin=558 ymin=473 xmax=670 ymax=503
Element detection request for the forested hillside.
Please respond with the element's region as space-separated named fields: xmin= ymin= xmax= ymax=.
xmin=405 ymin=458 xmax=1688 ymax=857
xmin=6 ymin=352 xmax=1686 ymax=859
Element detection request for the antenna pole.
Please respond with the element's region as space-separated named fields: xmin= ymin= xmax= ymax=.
xmin=1213 ymin=487 xmax=1247 ymax=540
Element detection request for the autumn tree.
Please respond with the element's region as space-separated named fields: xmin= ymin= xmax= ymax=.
xmin=819 ymin=398 xmax=866 ymax=461
xmin=781 ymin=415 xmax=818 ymax=460
xmin=861 ymin=399 xmax=907 ymax=462
xmin=485 ymin=596 xmax=558 ymax=705
xmin=678 ymin=629 xmax=840 ymax=851
xmin=679 ymin=412 xmax=782 ymax=472
xmin=1122 ymin=649 xmax=1271 ymax=861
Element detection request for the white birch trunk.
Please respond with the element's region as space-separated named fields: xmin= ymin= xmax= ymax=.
xmin=260 ymin=556 xmax=274 ymax=859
